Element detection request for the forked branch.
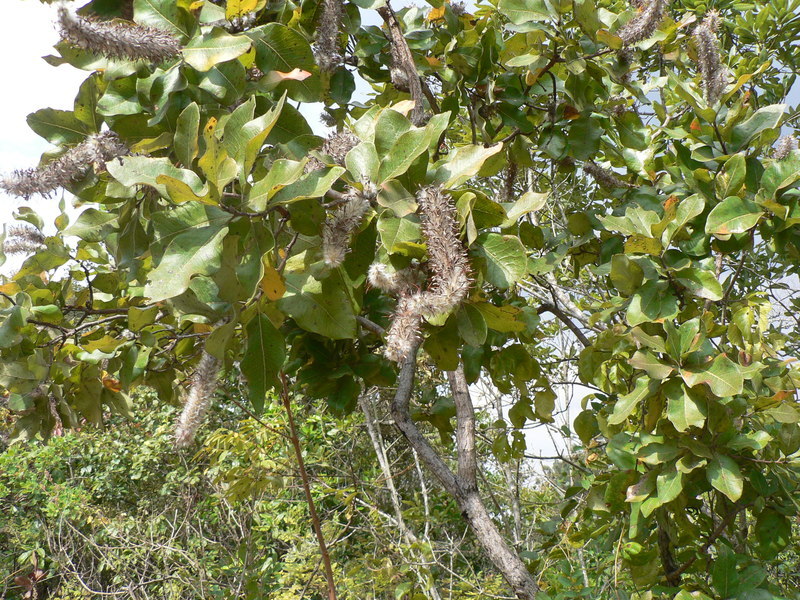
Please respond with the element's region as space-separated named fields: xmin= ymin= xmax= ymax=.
xmin=390 ymin=347 xmax=540 ymax=599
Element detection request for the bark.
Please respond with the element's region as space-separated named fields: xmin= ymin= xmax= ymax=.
xmin=390 ymin=347 xmax=539 ymax=600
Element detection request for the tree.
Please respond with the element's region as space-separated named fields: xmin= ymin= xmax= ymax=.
xmin=2 ymin=0 xmax=800 ymax=597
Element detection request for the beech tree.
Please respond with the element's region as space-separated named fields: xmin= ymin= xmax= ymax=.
xmin=2 ymin=0 xmax=800 ymax=598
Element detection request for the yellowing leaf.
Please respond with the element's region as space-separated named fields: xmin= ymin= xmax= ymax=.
xmin=427 ymin=5 xmax=446 ymax=21
xmin=260 ymin=266 xmax=286 ymax=300
xmin=102 ymin=376 xmax=122 ymax=393
xmin=227 ymin=0 xmax=258 ymax=19
xmin=193 ymin=323 xmax=213 ymax=333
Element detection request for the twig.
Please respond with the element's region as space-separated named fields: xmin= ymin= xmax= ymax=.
xmin=280 ymin=372 xmax=339 ymax=600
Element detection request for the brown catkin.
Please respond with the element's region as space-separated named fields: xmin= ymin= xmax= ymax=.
xmin=384 ymin=186 xmax=471 ymax=363
xmin=322 ymin=190 xmax=371 ymax=267
xmin=313 ymin=0 xmax=344 ymax=72
xmin=57 ymin=5 xmax=182 ymax=63
xmin=583 ymin=161 xmax=633 ymax=189
xmin=693 ymin=11 xmax=727 ymax=104
xmin=175 ymin=351 xmax=221 ymax=448
xmin=367 ymin=263 xmax=420 ymax=295
xmin=0 ymin=131 xmax=128 ymax=199
xmin=773 ymin=136 xmax=797 ymax=160
xmin=3 ymin=225 xmax=45 ymax=255
xmin=617 ymin=0 xmax=667 ymax=46
xmin=306 ymin=131 xmax=360 ymax=172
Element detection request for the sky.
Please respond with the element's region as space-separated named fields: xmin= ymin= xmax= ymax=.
xmin=0 ymin=2 xmax=87 ymax=236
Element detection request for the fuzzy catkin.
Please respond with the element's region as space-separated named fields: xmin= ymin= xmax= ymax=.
xmin=0 ymin=131 xmax=128 ymax=199
xmin=773 ymin=136 xmax=797 ymax=160
xmin=322 ymin=191 xmax=371 ymax=267
xmin=175 ymin=351 xmax=221 ymax=448
xmin=306 ymin=131 xmax=360 ymax=172
xmin=583 ymin=161 xmax=632 ymax=189
xmin=368 ymin=263 xmax=419 ymax=295
xmin=693 ymin=11 xmax=727 ymax=105
xmin=617 ymin=0 xmax=667 ymax=46
xmin=313 ymin=0 xmax=343 ymax=72
xmin=57 ymin=5 xmax=182 ymax=63
xmin=384 ymin=186 xmax=471 ymax=363
xmin=3 ymin=225 xmax=45 ymax=255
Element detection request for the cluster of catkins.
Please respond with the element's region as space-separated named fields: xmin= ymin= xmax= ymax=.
xmin=3 ymin=225 xmax=45 ymax=256
xmin=0 ymin=132 xmax=128 ymax=199
xmin=174 ymin=351 xmax=222 ymax=448
xmin=615 ymin=0 xmax=727 ymax=104
xmin=313 ymin=0 xmax=344 ymax=72
xmin=56 ymin=5 xmax=182 ymax=63
xmin=374 ymin=186 xmax=471 ymax=363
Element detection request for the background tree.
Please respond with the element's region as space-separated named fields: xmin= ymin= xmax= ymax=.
xmin=2 ymin=0 xmax=800 ymax=598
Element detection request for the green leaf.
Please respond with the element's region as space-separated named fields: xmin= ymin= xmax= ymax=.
xmin=665 ymin=379 xmax=707 ymax=431
xmin=755 ymin=509 xmax=791 ymax=559
xmin=241 ymin=314 xmax=285 ymax=413
xmin=730 ymin=104 xmax=786 ymax=151
xmin=224 ymin=93 xmax=286 ymax=174
xmin=567 ymin=115 xmax=602 ymax=160
xmin=710 ymin=550 xmax=739 ymax=598
xmin=503 ymin=190 xmax=548 ymax=225
xmin=456 ymin=304 xmax=488 ymax=346
xmin=626 ymin=281 xmax=679 ymax=326
xmin=674 ymin=267 xmax=723 ymax=301
xmin=378 ymin=214 xmax=421 ymax=255
xmin=615 ymin=111 xmax=649 ymax=151
xmin=27 ymin=108 xmax=91 ymax=145
xmin=610 ymin=254 xmax=644 ymax=296
xmin=247 ymin=24 xmax=320 ymax=102
xmin=346 ymin=142 xmax=380 ymax=183
xmin=247 ymin=159 xmax=307 ymax=211
xmin=497 ymin=0 xmax=551 ymax=24
xmin=473 ymin=233 xmax=528 ymax=289
xmin=431 ymin=143 xmax=504 ymax=188
xmin=705 ymin=196 xmax=763 ymax=236
xmin=174 ymin=102 xmax=200 ymax=167
xmin=655 ymin=465 xmax=683 ymax=504
xmin=64 ymin=209 xmax=118 ymax=242
xmin=182 ymin=29 xmax=252 ymax=72
xmin=664 ymin=318 xmax=699 ymax=360
xmin=608 ymin=377 xmax=655 ymax=425
xmin=760 ymin=152 xmax=800 ymax=198
xmin=573 ymin=0 xmax=602 ymax=41
xmin=145 ymin=226 xmax=229 ymax=301
xmin=378 ymin=114 xmax=449 ymax=182
xmin=0 ymin=306 xmax=29 ymax=348
xmin=278 ymin=272 xmax=357 ymax=339
xmin=106 ymin=156 xmax=207 ymax=198
xmin=573 ymin=410 xmax=599 ymax=444
xmin=681 ymin=354 xmax=743 ymax=398
xmin=707 ymin=455 xmax=744 ymax=501
xmin=134 ymin=0 xmax=191 ymax=37
xmin=629 ymin=350 xmax=673 ymax=379
xmin=269 ymin=167 xmax=346 ymax=205
xmin=715 ymin=153 xmax=747 ymax=198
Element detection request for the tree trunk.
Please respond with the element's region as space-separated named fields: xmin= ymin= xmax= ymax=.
xmin=390 ymin=348 xmax=539 ymax=600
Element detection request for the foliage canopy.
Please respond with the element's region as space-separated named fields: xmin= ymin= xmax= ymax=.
xmin=3 ymin=0 xmax=800 ymax=597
